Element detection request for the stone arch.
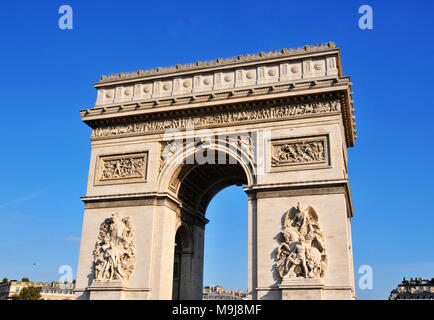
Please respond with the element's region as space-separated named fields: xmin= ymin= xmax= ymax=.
xmin=158 ymin=142 xmax=254 ymax=299
xmin=157 ymin=140 xmax=256 ymax=208
xmin=76 ymin=44 xmax=358 ymax=300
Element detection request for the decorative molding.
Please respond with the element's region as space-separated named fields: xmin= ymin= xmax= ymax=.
xmin=94 ymin=152 xmax=148 ymax=185
xmin=159 ymin=132 xmax=254 ymax=174
xmin=276 ymin=203 xmax=328 ymax=280
xmin=81 ymin=43 xmax=356 ymax=148
xmin=93 ymin=213 xmax=135 ymax=281
xmin=94 ymin=56 xmax=339 ymax=106
xmin=271 ymin=135 xmax=329 ymax=170
xmin=92 ymin=100 xmax=341 ymax=138
xmin=97 ymin=42 xmax=337 ymax=84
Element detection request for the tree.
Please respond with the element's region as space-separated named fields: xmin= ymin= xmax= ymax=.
xmin=12 ymin=286 xmax=42 ymax=300
xmin=1 ymin=277 xmax=8 ymax=283
xmin=21 ymin=277 xmax=30 ymax=282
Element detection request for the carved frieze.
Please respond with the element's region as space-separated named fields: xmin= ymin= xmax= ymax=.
xmin=93 ymin=213 xmax=135 ymax=281
xmin=93 ymin=100 xmax=341 ymax=138
xmin=95 ymin=152 xmax=148 ymax=185
xmin=275 ymin=203 xmax=327 ymax=280
xmin=271 ymin=135 xmax=329 ymax=170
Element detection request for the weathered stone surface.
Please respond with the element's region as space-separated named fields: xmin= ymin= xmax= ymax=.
xmin=74 ymin=43 xmax=357 ymax=300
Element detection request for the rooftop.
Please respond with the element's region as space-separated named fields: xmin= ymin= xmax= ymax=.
xmin=97 ymin=42 xmax=339 ymax=84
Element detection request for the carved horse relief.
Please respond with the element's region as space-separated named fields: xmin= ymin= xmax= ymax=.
xmin=276 ymin=203 xmax=327 ymax=280
xmin=93 ymin=213 xmax=135 ymax=281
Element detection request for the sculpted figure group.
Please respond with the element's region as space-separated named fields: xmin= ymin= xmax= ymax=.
xmin=276 ymin=203 xmax=327 ymax=280
xmin=93 ymin=213 xmax=135 ymax=281
xmin=93 ymin=100 xmax=341 ymax=138
xmin=101 ymin=157 xmax=145 ymax=180
xmin=272 ymin=141 xmax=325 ymax=166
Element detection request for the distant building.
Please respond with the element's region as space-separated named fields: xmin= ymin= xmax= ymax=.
xmin=39 ymin=282 xmax=75 ymax=300
xmin=389 ymin=277 xmax=434 ymax=300
xmin=202 ymin=285 xmax=248 ymax=300
xmin=0 ymin=280 xmax=75 ymax=300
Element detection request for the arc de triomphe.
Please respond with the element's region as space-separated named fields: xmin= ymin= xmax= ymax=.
xmin=74 ymin=42 xmax=357 ymax=300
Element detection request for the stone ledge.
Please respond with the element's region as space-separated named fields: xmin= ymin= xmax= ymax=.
xmin=96 ymin=42 xmax=339 ymax=85
xmin=86 ymin=280 xmax=150 ymax=292
xmin=279 ymin=278 xmax=324 ymax=289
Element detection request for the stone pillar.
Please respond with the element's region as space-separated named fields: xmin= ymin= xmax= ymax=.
xmin=254 ymin=182 xmax=355 ymax=300
xmin=149 ymin=204 xmax=178 ymax=299
xmin=190 ymin=224 xmax=205 ymax=299
xmin=88 ymin=280 xmax=127 ymax=300
xmin=279 ymin=279 xmax=324 ymax=300
xmin=245 ymin=189 xmax=258 ymax=300
xmin=179 ymin=252 xmax=193 ymax=299
xmin=74 ymin=202 xmax=157 ymax=300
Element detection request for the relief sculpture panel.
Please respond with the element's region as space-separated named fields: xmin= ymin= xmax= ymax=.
xmin=95 ymin=152 xmax=148 ymax=185
xmin=276 ymin=203 xmax=327 ymax=280
xmin=271 ymin=135 xmax=329 ymax=171
xmin=93 ymin=213 xmax=135 ymax=281
xmin=92 ymin=100 xmax=341 ymax=138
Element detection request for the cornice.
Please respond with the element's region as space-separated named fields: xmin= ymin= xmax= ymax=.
xmin=80 ymin=43 xmax=356 ymax=147
xmin=246 ymin=178 xmax=354 ymax=217
xmin=81 ymin=77 xmax=349 ymax=121
xmin=96 ymin=42 xmax=339 ymax=86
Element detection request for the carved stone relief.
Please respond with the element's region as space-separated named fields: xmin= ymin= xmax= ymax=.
xmin=275 ymin=203 xmax=327 ymax=280
xmin=92 ymin=100 xmax=341 ymax=138
xmin=93 ymin=213 xmax=135 ymax=281
xmin=271 ymin=136 xmax=329 ymax=170
xmin=159 ymin=140 xmax=181 ymax=172
xmin=228 ymin=132 xmax=254 ymax=161
xmin=95 ymin=152 xmax=148 ymax=185
xmin=159 ymin=132 xmax=255 ymax=175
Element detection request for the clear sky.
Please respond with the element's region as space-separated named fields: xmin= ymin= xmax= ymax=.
xmin=0 ymin=0 xmax=433 ymax=300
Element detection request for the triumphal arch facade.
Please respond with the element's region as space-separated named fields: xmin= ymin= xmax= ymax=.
xmin=74 ymin=42 xmax=357 ymax=300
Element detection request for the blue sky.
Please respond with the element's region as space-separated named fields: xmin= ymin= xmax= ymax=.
xmin=0 ymin=0 xmax=433 ymax=299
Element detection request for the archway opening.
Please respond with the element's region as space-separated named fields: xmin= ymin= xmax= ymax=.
xmin=203 ymin=185 xmax=248 ymax=299
xmin=169 ymin=152 xmax=250 ymax=300
xmin=172 ymin=225 xmax=193 ymax=300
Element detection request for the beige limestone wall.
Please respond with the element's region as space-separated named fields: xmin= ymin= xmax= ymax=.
xmin=257 ymin=120 xmax=346 ymax=186
xmin=75 ymin=205 xmax=155 ymax=300
xmin=86 ymin=139 xmax=160 ymax=197
xmin=149 ymin=205 xmax=177 ymax=299
xmin=75 ymin=93 xmax=355 ymax=300
xmin=255 ymin=193 xmax=354 ymax=300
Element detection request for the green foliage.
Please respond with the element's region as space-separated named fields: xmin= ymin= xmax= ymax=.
xmin=21 ymin=277 xmax=30 ymax=282
xmin=1 ymin=277 xmax=8 ymax=283
xmin=12 ymin=286 xmax=42 ymax=300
